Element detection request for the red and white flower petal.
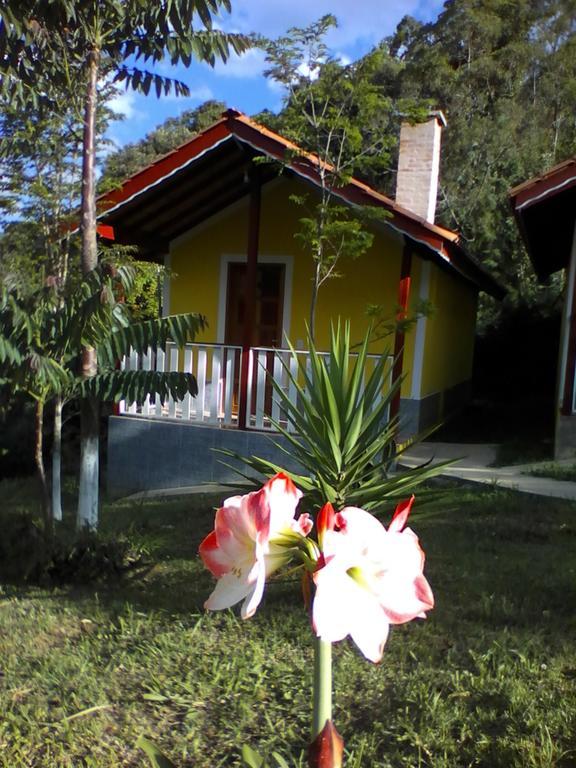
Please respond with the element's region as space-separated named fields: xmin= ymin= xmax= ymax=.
xmin=378 ymin=571 xmax=434 ymax=624
xmin=199 ymin=473 xmax=309 ymax=619
xmin=198 ymin=530 xmax=230 ymax=578
xmin=388 ymin=495 xmax=415 ymax=533
xmin=312 ymin=497 xmax=433 ymax=661
xmin=313 ymin=563 xmax=358 ymax=643
xmin=349 ymin=605 xmax=389 ymax=664
xmin=265 ymin=473 xmax=303 ymax=531
xmin=313 ymin=558 xmax=390 ymax=663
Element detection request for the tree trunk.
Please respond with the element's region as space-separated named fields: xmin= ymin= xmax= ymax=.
xmin=309 ymin=263 xmax=321 ymax=343
xmin=52 ymin=396 xmax=63 ymax=522
xmin=34 ymin=399 xmax=52 ymax=532
xmin=77 ymin=46 xmax=100 ymax=531
xmin=78 ymin=398 xmax=99 ymax=531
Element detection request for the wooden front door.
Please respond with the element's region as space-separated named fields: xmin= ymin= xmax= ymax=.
xmin=225 ymin=262 xmax=285 ymax=348
xmin=225 ymin=262 xmax=286 ymax=424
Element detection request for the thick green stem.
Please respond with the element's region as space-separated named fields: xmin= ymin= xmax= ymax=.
xmin=312 ymin=637 xmax=332 ymax=738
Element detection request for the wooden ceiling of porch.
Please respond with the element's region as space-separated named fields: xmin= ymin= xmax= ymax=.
xmin=100 ymin=139 xmax=277 ymax=259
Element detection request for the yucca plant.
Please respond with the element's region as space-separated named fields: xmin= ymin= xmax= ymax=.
xmin=222 ymin=321 xmax=447 ymax=514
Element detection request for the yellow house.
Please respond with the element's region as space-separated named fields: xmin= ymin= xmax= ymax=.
xmin=100 ymin=109 xmax=503 ymax=495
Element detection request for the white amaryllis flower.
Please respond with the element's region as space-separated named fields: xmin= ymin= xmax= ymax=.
xmin=199 ymin=473 xmax=311 ymax=619
xmin=312 ymin=498 xmax=434 ymax=663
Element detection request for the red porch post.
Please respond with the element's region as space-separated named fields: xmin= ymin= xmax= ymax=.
xmin=390 ymin=242 xmax=413 ymax=425
xmin=238 ymin=178 xmax=261 ymax=429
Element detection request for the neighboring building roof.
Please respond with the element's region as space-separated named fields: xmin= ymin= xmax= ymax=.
xmin=510 ymin=158 xmax=576 ymax=281
xmin=98 ymin=108 xmax=504 ymax=298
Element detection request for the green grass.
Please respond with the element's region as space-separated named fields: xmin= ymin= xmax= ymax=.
xmin=1 ymin=480 xmax=576 ymax=767
xmin=529 ymin=463 xmax=576 ymax=482
xmin=491 ymin=439 xmax=553 ymax=467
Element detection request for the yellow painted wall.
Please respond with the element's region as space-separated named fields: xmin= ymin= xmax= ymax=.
xmin=169 ymin=195 xmax=251 ymax=343
xmin=168 ymin=176 xmax=475 ymax=400
xmin=420 ymin=262 xmax=478 ymax=396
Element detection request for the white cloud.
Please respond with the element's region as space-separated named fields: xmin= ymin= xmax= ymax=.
xmin=160 ymin=84 xmax=215 ymax=102
xmin=221 ymin=0 xmax=443 ymax=51
xmin=107 ymin=90 xmax=139 ymax=120
xmin=210 ymin=47 xmax=268 ymax=79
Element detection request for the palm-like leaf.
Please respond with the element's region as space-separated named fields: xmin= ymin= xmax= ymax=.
xmin=98 ymin=313 xmax=206 ymax=367
xmin=0 ymin=262 xmax=206 ymax=406
xmin=78 ymin=369 xmax=198 ymax=406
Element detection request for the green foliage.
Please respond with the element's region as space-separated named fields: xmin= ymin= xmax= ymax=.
xmin=224 ymin=323 xmax=448 ymax=513
xmin=137 ymin=736 xmax=178 ymax=768
xmin=258 ymin=2 xmax=575 ymax=328
xmin=0 ymin=505 xmax=147 ymax=584
xmin=98 ymin=311 xmax=206 ymax=367
xmin=529 ymin=462 xmax=576 ymax=482
xmin=0 ymin=260 xmax=207 ymax=407
xmin=386 ymin=0 xmax=576 ymax=327
xmin=0 ymin=2 xmax=251 ymax=109
xmin=241 ymin=744 xmax=290 ymax=768
xmin=79 ymin=370 xmax=198 ymax=407
xmin=366 ymin=297 xmax=435 ymax=342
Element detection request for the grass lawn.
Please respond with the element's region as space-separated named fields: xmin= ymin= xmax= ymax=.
xmin=529 ymin=463 xmax=576 ymax=483
xmin=1 ymin=479 xmax=575 ymax=767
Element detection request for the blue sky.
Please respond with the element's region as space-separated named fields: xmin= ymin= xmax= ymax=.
xmin=106 ymin=0 xmax=444 ymax=150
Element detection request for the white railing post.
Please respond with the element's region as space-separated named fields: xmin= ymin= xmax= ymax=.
xmin=223 ymin=348 xmax=235 ymax=426
xmin=118 ymin=353 xmax=127 ymax=415
xmin=245 ymin=348 xmax=254 ymax=429
xmin=168 ymin=344 xmax=179 ymax=418
xmin=197 ymin=347 xmax=208 ymax=422
xmin=115 ymin=343 xmax=394 ymax=437
xmin=210 ymin=346 xmax=223 ymax=423
xmin=141 ymin=346 xmax=153 ymax=416
xmin=182 ymin=345 xmax=193 ymax=421
xmin=128 ymin=348 xmax=139 ymax=415
xmin=155 ymin=347 xmax=165 ymax=417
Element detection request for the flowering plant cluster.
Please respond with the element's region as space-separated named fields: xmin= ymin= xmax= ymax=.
xmin=199 ymin=473 xmax=433 ymax=767
xmin=200 ymin=472 xmax=433 ymax=663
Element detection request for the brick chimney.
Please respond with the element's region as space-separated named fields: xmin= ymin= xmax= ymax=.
xmin=395 ymin=112 xmax=447 ymax=224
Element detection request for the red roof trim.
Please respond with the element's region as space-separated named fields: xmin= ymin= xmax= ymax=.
xmin=510 ymin=158 xmax=576 ymax=210
xmin=98 ymin=108 xmax=503 ymax=296
xmin=99 ymin=118 xmax=232 ymax=212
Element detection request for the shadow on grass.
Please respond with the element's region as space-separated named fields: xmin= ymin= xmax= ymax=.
xmin=2 ymin=478 xmax=576 ymax=639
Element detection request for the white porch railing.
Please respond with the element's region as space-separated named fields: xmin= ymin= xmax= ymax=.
xmin=118 ymin=343 xmax=394 ymax=432
xmin=119 ymin=342 xmax=242 ymax=427
xmin=245 ymin=347 xmax=394 ymax=431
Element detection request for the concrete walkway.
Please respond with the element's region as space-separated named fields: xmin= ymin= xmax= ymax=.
xmin=400 ymin=442 xmax=576 ymax=501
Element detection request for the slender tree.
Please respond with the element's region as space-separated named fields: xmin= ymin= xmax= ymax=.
xmin=261 ymin=15 xmax=426 ymax=338
xmin=0 ymin=1 xmax=250 ymax=528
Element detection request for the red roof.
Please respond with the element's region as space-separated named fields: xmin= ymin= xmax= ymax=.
xmin=510 ymin=158 xmax=576 ymax=210
xmin=98 ymin=109 xmax=504 ymax=297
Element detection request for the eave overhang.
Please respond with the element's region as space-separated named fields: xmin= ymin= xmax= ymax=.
xmin=98 ymin=109 xmax=504 ymax=298
xmin=510 ymin=158 xmax=576 ymax=281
